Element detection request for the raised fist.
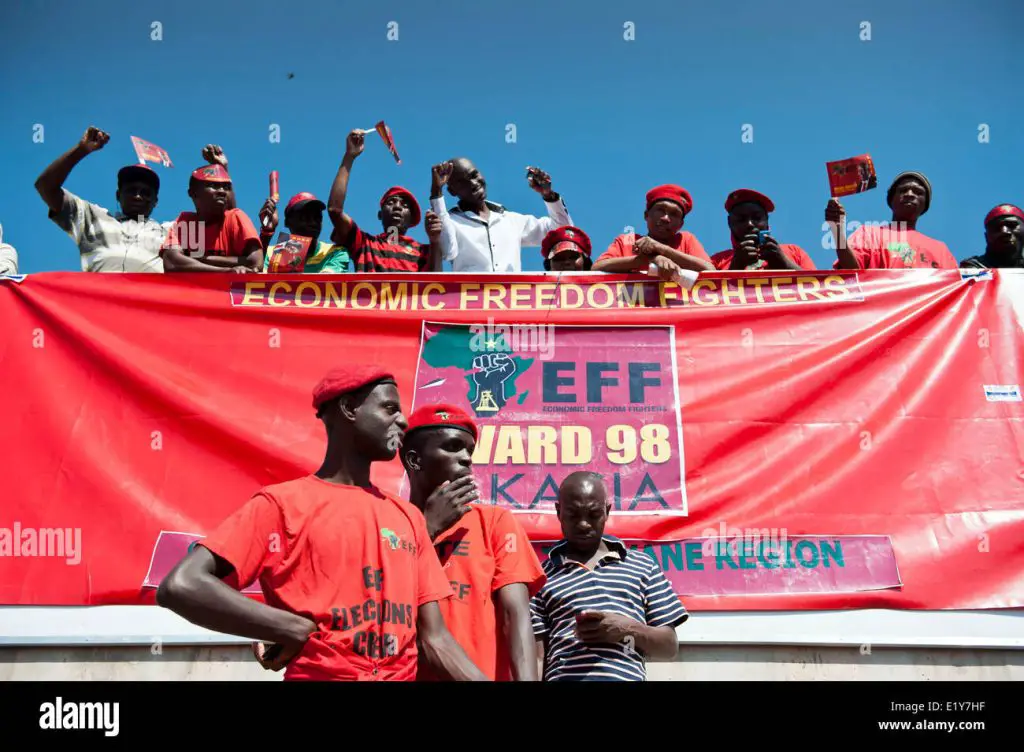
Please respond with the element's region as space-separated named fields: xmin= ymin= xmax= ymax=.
xmin=80 ymin=126 xmax=110 ymax=153
xmin=346 ymin=130 xmax=365 ymax=159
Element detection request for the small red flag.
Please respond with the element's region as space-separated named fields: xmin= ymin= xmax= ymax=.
xmin=131 ymin=136 xmax=173 ymax=168
xmin=374 ymin=121 xmax=401 ymax=164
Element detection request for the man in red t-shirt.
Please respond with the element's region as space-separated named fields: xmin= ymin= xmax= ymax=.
xmin=710 ymin=189 xmax=816 ymax=271
xmin=161 ymin=164 xmax=264 ymax=272
xmin=326 ymin=129 xmax=441 ymax=272
xmin=593 ymin=184 xmax=714 ymax=280
xmin=827 ymin=171 xmax=957 ymax=270
xmin=397 ymin=403 xmax=547 ymax=681
xmin=156 ymin=365 xmax=488 ymax=681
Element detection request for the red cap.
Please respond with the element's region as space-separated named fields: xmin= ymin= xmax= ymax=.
xmin=725 ymin=188 xmax=775 ymax=214
xmin=405 ymin=403 xmax=477 ymax=441
xmin=646 ymin=184 xmax=693 ymax=215
xmin=380 ymin=186 xmax=421 ymax=228
xmin=191 ymin=164 xmax=231 ymax=183
xmin=984 ymin=204 xmax=1024 ymax=227
xmin=285 ymin=192 xmax=327 ymax=215
xmin=542 ymin=226 xmax=592 ymax=260
xmin=311 ymin=365 xmax=396 ymax=412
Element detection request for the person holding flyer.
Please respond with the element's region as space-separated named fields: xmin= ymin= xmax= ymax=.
xmin=828 ymin=171 xmax=957 ymax=269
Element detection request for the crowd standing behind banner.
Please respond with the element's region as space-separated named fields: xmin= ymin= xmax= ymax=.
xmin=11 ymin=126 xmax=1023 ymax=278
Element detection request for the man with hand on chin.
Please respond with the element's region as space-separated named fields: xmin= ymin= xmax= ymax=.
xmin=399 ymin=403 xmax=546 ymax=681
xmin=530 ymin=471 xmax=688 ymax=681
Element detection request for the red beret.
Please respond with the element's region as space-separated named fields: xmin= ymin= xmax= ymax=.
xmin=646 ymin=184 xmax=693 ymax=215
xmin=380 ymin=186 xmax=421 ymax=228
xmin=725 ymin=189 xmax=774 ymax=214
xmin=312 ymin=365 xmax=395 ymax=411
xmin=541 ymin=226 xmax=592 ymax=260
xmin=405 ymin=403 xmax=477 ymax=441
xmin=191 ymin=164 xmax=231 ymax=183
xmin=984 ymin=203 xmax=1024 ymax=227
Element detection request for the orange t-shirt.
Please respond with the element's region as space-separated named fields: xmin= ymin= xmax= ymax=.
xmin=160 ymin=208 xmax=262 ymax=258
xmin=596 ymin=232 xmax=710 ymax=264
xmin=417 ymin=505 xmax=546 ymax=681
xmin=200 ymin=475 xmax=452 ymax=682
xmin=836 ymin=225 xmax=957 ymax=269
xmin=710 ymin=243 xmax=816 ymax=270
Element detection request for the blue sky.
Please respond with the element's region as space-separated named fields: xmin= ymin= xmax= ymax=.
xmin=2 ymin=0 xmax=1022 ymax=274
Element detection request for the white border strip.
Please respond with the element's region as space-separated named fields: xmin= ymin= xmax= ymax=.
xmin=0 ymin=607 xmax=1020 ymax=649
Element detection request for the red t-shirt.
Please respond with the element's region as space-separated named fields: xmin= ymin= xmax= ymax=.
xmin=417 ymin=505 xmax=546 ymax=682
xmin=596 ymin=232 xmax=710 ymax=264
xmin=710 ymin=243 xmax=816 ymax=270
xmin=160 ymin=208 xmax=262 ymax=258
xmin=836 ymin=225 xmax=957 ymax=269
xmin=200 ymin=475 xmax=452 ymax=681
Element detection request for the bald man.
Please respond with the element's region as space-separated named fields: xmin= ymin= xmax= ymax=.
xmin=428 ymin=159 xmax=573 ymax=272
xmin=530 ymin=472 xmax=688 ymax=681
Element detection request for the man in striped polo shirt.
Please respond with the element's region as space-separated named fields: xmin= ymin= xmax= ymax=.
xmin=327 ymin=129 xmax=441 ymax=272
xmin=531 ymin=472 xmax=688 ymax=681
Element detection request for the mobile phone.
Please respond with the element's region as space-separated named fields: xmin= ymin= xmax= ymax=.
xmin=757 ymin=229 xmax=771 ymax=246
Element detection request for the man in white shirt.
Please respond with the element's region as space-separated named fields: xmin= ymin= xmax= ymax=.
xmin=429 ymin=158 xmax=572 ymax=272
xmin=0 ymin=224 xmax=18 ymax=275
xmin=35 ymin=126 xmax=173 ymax=272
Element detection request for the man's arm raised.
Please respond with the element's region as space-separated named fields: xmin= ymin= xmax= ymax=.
xmin=326 ymin=130 xmax=364 ymax=246
xmin=35 ymin=126 xmax=108 ymax=213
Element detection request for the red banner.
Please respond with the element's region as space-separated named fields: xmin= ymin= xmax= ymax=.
xmin=2 ymin=269 xmax=1023 ymax=611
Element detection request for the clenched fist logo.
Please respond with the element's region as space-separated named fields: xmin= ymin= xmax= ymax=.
xmin=470 ymin=352 xmax=517 ymax=415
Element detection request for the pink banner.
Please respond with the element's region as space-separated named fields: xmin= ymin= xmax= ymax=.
xmin=143 ymin=531 xmax=900 ymax=598
xmin=410 ymin=323 xmax=686 ymax=514
xmin=142 ymin=532 xmax=261 ymax=594
xmin=532 ymin=536 xmax=902 ymax=596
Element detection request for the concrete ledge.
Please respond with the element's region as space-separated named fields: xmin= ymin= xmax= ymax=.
xmin=2 ymin=644 xmax=1021 ymax=681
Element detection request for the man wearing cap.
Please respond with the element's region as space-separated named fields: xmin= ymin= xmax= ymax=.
xmin=160 ymin=164 xmax=264 ymax=272
xmin=828 ymin=171 xmax=957 ymax=270
xmin=542 ymin=226 xmax=593 ymax=272
xmin=260 ymin=192 xmax=352 ymax=273
xmin=326 ymin=130 xmax=439 ymax=272
xmin=428 ymin=158 xmax=573 ymax=273
xmin=158 ymin=365 xmax=488 ymax=681
xmin=712 ymin=189 xmax=815 ymax=270
xmin=960 ymin=204 xmax=1024 ymax=269
xmin=592 ymin=185 xmax=714 ymax=277
xmin=35 ymin=125 xmax=173 ymax=272
xmin=399 ymin=403 xmax=546 ymax=681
